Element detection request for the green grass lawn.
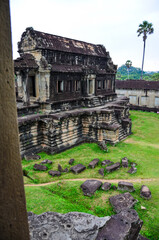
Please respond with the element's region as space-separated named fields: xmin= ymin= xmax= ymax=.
xmin=23 ymin=110 xmax=159 ymax=239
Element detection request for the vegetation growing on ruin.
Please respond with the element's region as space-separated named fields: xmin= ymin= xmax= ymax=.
xmin=23 ymin=110 xmax=159 ymax=239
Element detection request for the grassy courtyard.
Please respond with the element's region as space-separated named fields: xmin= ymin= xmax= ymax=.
xmin=24 ymin=110 xmax=159 ymax=239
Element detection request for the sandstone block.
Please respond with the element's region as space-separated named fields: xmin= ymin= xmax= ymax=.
xmin=106 ymin=162 xmax=120 ymax=173
xmin=109 ymin=192 xmax=138 ymax=213
xmin=41 ymin=159 xmax=52 ymax=164
xmin=102 ymin=182 xmax=111 ymax=191
xmin=69 ymin=158 xmax=74 ymax=165
xmin=70 ymin=164 xmax=86 ymax=174
xmin=33 ymin=164 xmax=48 ymax=171
xmin=81 ymin=179 xmax=102 ymax=196
xmin=48 ymin=170 xmax=61 ymax=177
xmin=98 ymin=168 xmax=104 ymax=176
xmin=140 ymin=185 xmax=151 ymax=200
xmin=101 ymin=160 xmax=114 ymax=166
xmin=25 ymin=154 xmax=41 ymax=161
xmin=88 ymin=158 xmax=99 ymax=168
xmin=121 ymin=157 xmax=129 ymax=168
xmin=127 ymin=166 xmax=137 ymax=174
xmin=118 ymin=181 xmax=135 ymax=192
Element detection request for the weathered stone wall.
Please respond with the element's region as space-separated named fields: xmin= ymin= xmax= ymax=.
xmin=19 ymin=98 xmax=132 ymax=157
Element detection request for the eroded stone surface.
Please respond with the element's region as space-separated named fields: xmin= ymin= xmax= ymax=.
xmin=33 ymin=164 xmax=48 ymax=171
xmin=106 ymin=162 xmax=120 ymax=173
xmin=101 ymin=160 xmax=114 ymax=166
xmin=96 ymin=209 xmax=143 ymax=240
xmin=28 ymin=211 xmax=110 ymax=240
xmin=102 ymin=182 xmax=111 ymax=191
xmin=140 ymin=185 xmax=151 ymax=200
xmin=70 ymin=164 xmax=86 ymax=174
xmin=121 ymin=157 xmax=129 ymax=168
xmin=48 ymin=170 xmax=61 ymax=177
xmin=81 ymin=180 xmax=102 ymax=196
xmin=41 ymin=159 xmax=52 ymax=164
xmin=118 ymin=181 xmax=135 ymax=192
xmin=109 ymin=192 xmax=138 ymax=213
xmin=88 ymin=158 xmax=99 ymax=168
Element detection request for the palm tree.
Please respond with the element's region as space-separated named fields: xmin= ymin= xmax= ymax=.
xmin=125 ymin=60 xmax=132 ymax=80
xmin=137 ymin=21 xmax=154 ymax=80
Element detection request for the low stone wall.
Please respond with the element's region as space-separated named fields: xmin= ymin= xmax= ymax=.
xmin=18 ymin=98 xmax=132 ymax=157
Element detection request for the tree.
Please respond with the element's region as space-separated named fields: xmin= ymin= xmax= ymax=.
xmin=125 ymin=60 xmax=132 ymax=79
xmin=137 ymin=20 xmax=154 ymax=80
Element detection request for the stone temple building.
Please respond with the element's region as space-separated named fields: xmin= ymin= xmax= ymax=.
xmin=14 ymin=27 xmax=132 ymax=157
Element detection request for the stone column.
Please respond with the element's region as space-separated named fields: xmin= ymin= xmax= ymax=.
xmin=0 ymin=0 xmax=30 ymax=239
xmin=22 ymin=70 xmax=30 ymax=105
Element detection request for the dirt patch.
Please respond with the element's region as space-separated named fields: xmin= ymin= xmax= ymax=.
xmin=25 ymin=178 xmax=156 ymax=187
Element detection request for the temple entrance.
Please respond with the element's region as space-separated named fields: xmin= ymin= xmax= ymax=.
xmin=87 ymin=76 xmax=95 ymax=96
xmin=29 ymin=76 xmax=36 ymax=97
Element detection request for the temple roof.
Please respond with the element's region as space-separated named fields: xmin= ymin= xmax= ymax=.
xmin=14 ymin=53 xmax=38 ymax=70
xmin=18 ymin=27 xmax=108 ymax=57
xmin=116 ymin=80 xmax=159 ymax=91
xmin=51 ymin=64 xmax=82 ymax=73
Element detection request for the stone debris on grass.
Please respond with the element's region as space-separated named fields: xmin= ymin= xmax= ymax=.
xmin=127 ymin=166 xmax=137 ymax=174
xmin=62 ymin=168 xmax=69 ymax=173
xmin=58 ymin=164 xmax=63 ymax=172
xmin=41 ymin=159 xmax=52 ymax=164
xmin=109 ymin=192 xmax=138 ymax=213
xmin=98 ymin=168 xmax=105 ymax=176
xmin=25 ymin=154 xmax=41 ymax=161
xmin=69 ymin=158 xmax=74 ymax=165
xmin=101 ymin=160 xmax=114 ymax=166
xmin=48 ymin=170 xmax=61 ymax=177
xmin=81 ymin=179 xmax=102 ymax=196
xmin=96 ymin=209 xmax=143 ymax=240
xmin=102 ymin=182 xmax=111 ymax=191
xmin=121 ymin=157 xmax=129 ymax=168
xmin=140 ymin=185 xmax=151 ymax=200
xmin=33 ymin=164 xmax=48 ymax=171
xmin=106 ymin=162 xmax=120 ymax=173
xmin=70 ymin=164 xmax=86 ymax=174
xmin=118 ymin=181 xmax=135 ymax=192
xmin=88 ymin=158 xmax=99 ymax=168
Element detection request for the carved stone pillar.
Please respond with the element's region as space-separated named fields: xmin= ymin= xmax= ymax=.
xmin=0 ymin=0 xmax=30 ymax=239
xmin=22 ymin=70 xmax=30 ymax=105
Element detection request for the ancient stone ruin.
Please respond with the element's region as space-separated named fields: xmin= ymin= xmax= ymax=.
xmin=14 ymin=27 xmax=132 ymax=157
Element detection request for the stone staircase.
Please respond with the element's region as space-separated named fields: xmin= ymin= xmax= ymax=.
xmin=111 ymin=114 xmax=127 ymax=141
xmin=92 ymin=97 xmax=101 ymax=107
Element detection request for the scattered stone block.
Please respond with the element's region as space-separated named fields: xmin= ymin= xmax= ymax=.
xmin=88 ymin=158 xmax=99 ymax=168
xmin=121 ymin=157 xmax=129 ymax=168
xmin=33 ymin=164 xmax=48 ymax=171
xmin=109 ymin=192 xmax=138 ymax=213
xmin=70 ymin=164 xmax=86 ymax=174
xmin=81 ymin=180 xmax=102 ymax=196
xmin=48 ymin=170 xmax=61 ymax=177
xmin=58 ymin=164 xmax=63 ymax=172
xmin=25 ymin=154 xmax=41 ymax=161
xmin=69 ymin=158 xmax=74 ymax=165
xmin=41 ymin=159 xmax=52 ymax=164
xmin=62 ymin=168 xmax=69 ymax=173
xmin=101 ymin=160 xmax=114 ymax=166
xmin=140 ymin=185 xmax=151 ymax=200
xmin=106 ymin=162 xmax=120 ymax=173
xmin=102 ymin=182 xmax=111 ymax=191
xmin=118 ymin=181 xmax=135 ymax=192
xmin=130 ymin=162 xmax=137 ymax=167
xmin=127 ymin=166 xmax=137 ymax=174
xmin=98 ymin=141 xmax=108 ymax=151
xmin=98 ymin=168 xmax=104 ymax=176
xmin=96 ymin=209 xmax=143 ymax=240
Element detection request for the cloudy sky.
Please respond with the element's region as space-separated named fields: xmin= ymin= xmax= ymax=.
xmin=10 ymin=0 xmax=159 ymax=71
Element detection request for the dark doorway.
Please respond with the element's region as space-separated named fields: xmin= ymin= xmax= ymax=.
xmin=29 ymin=76 xmax=36 ymax=97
